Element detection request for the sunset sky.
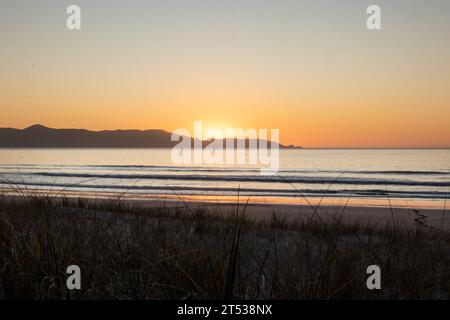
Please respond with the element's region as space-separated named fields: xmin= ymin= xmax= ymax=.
xmin=1 ymin=0 xmax=449 ymax=148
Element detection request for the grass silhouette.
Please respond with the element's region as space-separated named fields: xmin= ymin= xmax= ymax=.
xmin=1 ymin=189 xmax=450 ymax=299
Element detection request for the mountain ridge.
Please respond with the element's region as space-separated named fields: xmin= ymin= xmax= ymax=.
xmin=0 ymin=124 xmax=301 ymax=149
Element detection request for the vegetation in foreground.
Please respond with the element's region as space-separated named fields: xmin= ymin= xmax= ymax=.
xmin=1 ymin=193 xmax=450 ymax=300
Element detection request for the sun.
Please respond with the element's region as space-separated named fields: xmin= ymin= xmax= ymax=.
xmin=203 ymin=121 xmax=237 ymax=139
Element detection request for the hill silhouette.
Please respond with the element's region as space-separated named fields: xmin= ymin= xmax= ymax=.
xmin=0 ymin=125 xmax=301 ymax=149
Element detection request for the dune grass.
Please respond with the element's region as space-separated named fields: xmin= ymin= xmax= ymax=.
xmin=1 ymin=192 xmax=450 ymax=300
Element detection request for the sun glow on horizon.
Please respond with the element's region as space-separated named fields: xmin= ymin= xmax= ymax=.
xmin=1 ymin=0 xmax=450 ymax=148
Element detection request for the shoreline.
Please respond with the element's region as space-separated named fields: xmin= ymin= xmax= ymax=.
xmin=1 ymin=190 xmax=447 ymax=230
xmin=2 ymin=187 xmax=446 ymax=208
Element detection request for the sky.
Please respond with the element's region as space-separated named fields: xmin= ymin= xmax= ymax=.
xmin=0 ymin=0 xmax=449 ymax=148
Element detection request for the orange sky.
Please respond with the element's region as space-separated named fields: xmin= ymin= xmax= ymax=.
xmin=1 ymin=0 xmax=449 ymax=148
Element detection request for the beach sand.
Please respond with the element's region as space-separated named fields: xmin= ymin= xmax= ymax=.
xmin=2 ymin=187 xmax=448 ymax=230
xmin=135 ymin=200 xmax=449 ymax=231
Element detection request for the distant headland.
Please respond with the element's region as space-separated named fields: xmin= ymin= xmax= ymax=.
xmin=0 ymin=124 xmax=302 ymax=149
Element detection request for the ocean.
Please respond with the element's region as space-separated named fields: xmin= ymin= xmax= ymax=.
xmin=0 ymin=149 xmax=449 ymax=208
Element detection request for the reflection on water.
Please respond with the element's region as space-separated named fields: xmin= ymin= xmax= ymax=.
xmin=0 ymin=149 xmax=449 ymax=209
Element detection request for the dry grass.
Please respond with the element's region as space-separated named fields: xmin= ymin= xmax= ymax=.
xmin=1 ymin=193 xmax=450 ymax=300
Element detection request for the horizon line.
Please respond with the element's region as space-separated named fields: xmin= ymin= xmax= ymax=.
xmin=1 ymin=124 xmax=449 ymax=149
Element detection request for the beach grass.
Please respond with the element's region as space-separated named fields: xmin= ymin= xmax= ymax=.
xmin=1 ymin=192 xmax=450 ymax=300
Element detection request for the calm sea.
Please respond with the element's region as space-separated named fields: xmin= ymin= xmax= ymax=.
xmin=0 ymin=149 xmax=449 ymax=208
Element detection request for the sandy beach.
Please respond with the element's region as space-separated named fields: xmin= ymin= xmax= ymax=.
xmin=2 ymin=186 xmax=447 ymax=230
xmin=122 ymin=198 xmax=449 ymax=231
